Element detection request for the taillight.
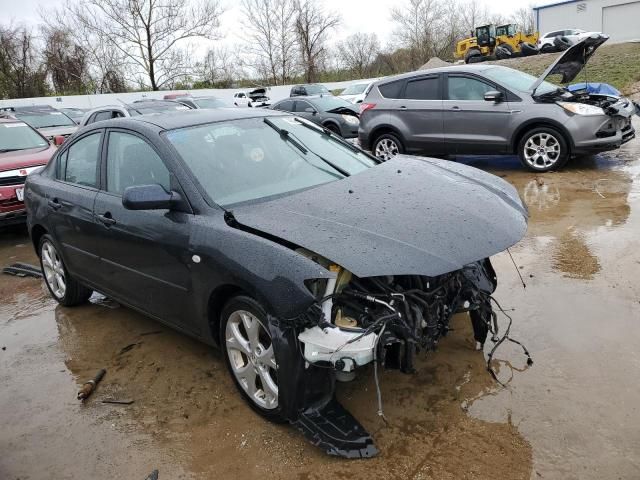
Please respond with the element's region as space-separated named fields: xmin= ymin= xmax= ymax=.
xmin=359 ymin=103 xmax=376 ymax=114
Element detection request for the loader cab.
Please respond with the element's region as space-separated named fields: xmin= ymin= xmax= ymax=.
xmin=476 ymin=25 xmax=496 ymax=48
xmin=496 ymin=24 xmax=517 ymax=37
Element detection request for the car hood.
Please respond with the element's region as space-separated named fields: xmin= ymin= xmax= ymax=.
xmin=531 ymin=34 xmax=609 ymax=93
xmin=327 ymin=106 xmax=359 ymax=117
xmin=230 ymin=156 xmax=528 ymax=278
xmin=0 ymin=145 xmax=56 ymax=172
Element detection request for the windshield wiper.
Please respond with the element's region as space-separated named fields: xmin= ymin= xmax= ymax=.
xmin=294 ymin=118 xmax=362 ymax=154
xmin=264 ymin=117 xmax=350 ymax=177
xmin=264 ymin=117 xmax=308 ymax=154
xmin=0 ymin=148 xmax=22 ymax=153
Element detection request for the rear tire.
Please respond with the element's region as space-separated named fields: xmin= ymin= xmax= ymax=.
xmin=373 ymin=133 xmax=404 ymax=160
xmin=39 ymin=234 xmax=92 ymax=306
xmin=517 ymin=127 xmax=570 ymax=172
xmin=220 ymin=295 xmax=285 ymax=423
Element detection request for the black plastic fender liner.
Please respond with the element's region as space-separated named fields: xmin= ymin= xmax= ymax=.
xmin=292 ymin=397 xmax=379 ymax=458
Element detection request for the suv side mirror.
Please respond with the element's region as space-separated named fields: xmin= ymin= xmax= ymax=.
xmin=122 ymin=184 xmax=180 ymax=210
xmin=484 ymin=90 xmax=503 ymax=102
xmin=305 ymin=107 xmax=317 ymax=115
xmin=53 ymin=135 xmax=66 ymax=146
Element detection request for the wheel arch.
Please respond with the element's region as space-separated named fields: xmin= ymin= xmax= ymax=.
xmin=511 ymin=119 xmax=574 ymax=154
xmin=369 ymin=125 xmax=406 ymax=148
xmin=207 ymin=283 xmax=248 ymax=345
xmin=30 ymin=224 xmax=48 ymax=255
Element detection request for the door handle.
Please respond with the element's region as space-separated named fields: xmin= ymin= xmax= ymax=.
xmin=451 ymin=106 xmax=461 ymax=110
xmin=399 ymin=105 xmax=407 ymax=109
xmin=97 ymin=212 xmax=116 ymax=226
xmin=48 ymin=199 xmax=62 ymax=210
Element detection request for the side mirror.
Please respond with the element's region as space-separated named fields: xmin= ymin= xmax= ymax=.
xmin=305 ymin=107 xmax=318 ymax=115
xmin=53 ymin=135 xmax=65 ymax=146
xmin=484 ymin=90 xmax=503 ymax=102
xmin=122 ymin=184 xmax=179 ymax=210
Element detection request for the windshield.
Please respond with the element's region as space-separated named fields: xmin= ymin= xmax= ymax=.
xmin=306 ymin=85 xmax=330 ymax=95
xmin=14 ymin=111 xmax=75 ymax=128
xmin=483 ymin=66 xmax=559 ymax=95
xmin=341 ymin=83 xmax=368 ymax=95
xmin=0 ymin=122 xmax=49 ymax=151
xmin=311 ymin=96 xmax=354 ymax=112
xmin=194 ymin=98 xmax=229 ymax=109
xmin=166 ymin=116 xmax=376 ymax=207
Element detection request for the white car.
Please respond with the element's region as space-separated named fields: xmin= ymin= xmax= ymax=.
xmin=232 ymin=87 xmax=270 ymax=108
xmin=538 ymin=29 xmax=601 ymax=52
xmin=338 ymin=81 xmax=375 ymax=104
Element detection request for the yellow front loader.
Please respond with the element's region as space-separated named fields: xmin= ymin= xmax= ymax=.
xmin=455 ymin=24 xmax=540 ymax=63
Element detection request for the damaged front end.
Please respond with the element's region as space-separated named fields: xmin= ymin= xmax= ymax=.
xmin=273 ymin=255 xmax=502 ymax=458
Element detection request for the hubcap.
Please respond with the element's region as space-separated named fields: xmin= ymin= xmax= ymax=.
xmin=524 ymin=132 xmax=561 ymax=169
xmin=375 ymin=138 xmax=399 ymax=160
xmin=225 ymin=310 xmax=278 ymax=410
xmin=41 ymin=241 xmax=66 ymax=299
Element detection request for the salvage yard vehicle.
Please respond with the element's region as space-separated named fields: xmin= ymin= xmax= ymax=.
xmin=25 ymin=107 xmax=528 ymax=457
xmin=270 ymin=95 xmax=360 ymax=138
xmin=0 ymin=118 xmax=56 ymax=225
xmin=59 ymin=107 xmax=88 ymax=125
xmin=339 ymin=81 xmax=376 ymax=104
xmin=455 ymin=23 xmax=540 ymax=63
xmin=233 ymin=87 xmax=270 ymax=107
xmin=290 ymin=83 xmax=331 ymax=97
xmin=79 ymin=100 xmax=192 ymax=126
xmin=164 ymin=95 xmax=233 ymax=109
xmin=538 ymin=28 xmax=601 ymax=53
xmin=359 ymin=34 xmax=635 ymax=172
xmin=0 ymin=105 xmax=78 ymax=143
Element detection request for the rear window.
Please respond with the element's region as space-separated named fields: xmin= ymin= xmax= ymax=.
xmin=14 ymin=111 xmax=75 ymax=128
xmin=378 ymin=80 xmax=404 ymax=99
xmin=403 ymin=77 xmax=439 ymax=100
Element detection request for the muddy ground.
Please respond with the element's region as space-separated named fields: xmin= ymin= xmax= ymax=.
xmin=2 ymin=120 xmax=640 ymax=479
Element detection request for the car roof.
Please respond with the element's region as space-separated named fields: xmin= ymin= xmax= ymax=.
xmin=93 ymin=108 xmax=288 ymax=131
xmin=376 ymin=64 xmax=502 ymax=84
xmin=0 ymin=117 xmax=23 ymax=124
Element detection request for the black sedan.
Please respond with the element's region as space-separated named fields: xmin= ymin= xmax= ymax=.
xmin=24 ymin=109 xmax=528 ymax=458
xmin=270 ymin=95 xmax=360 ymax=138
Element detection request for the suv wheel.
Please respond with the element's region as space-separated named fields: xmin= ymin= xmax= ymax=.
xmin=373 ymin=133 xmax=404 ymax=161
xmin=39 ymin=235 xmax=92 ymax=306
xmin=518 ymin=127 xmax=569 ymax=172
xmin=220 ymin=295 xmax=284 ymax=422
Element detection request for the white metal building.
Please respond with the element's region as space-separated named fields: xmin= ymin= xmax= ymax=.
xmin=534 ymin=0 xmax=640 ymax=43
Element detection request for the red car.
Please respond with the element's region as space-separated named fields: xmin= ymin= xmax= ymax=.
xmin=0 ymin=117 xmax=57 ymax=225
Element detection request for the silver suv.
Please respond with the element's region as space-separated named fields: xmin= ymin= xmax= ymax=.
xmin=358 ymin=34 xmax=635 ymax=172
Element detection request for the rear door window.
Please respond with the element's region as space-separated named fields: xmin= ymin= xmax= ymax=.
xmin=274 ymin=100 xmax=294 ymax=112
xmin=294 ymin=100 xmax=313 ymax=112
xmin=378 ymin=80 xmax=404 ymax=99
xmin=62 ymin=133 xmax=101 ymax=187
xmin=403 ymin=76 xmax=440 ymax=100
xmin=447 ymin=76 xmax=494 ymax=100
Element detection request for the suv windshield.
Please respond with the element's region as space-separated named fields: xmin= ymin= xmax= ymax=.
xmin=341 ymin=83 xmax=368 ymax=95
xmin=14 ymin=111 xmax=75 ymax=128
xmin=166 ymin=116 xmax=376 ymax=206
xmin=483 ymin=66 xmax=558 ymax=95
xmin=0 ymin=122 xmax=49 ymax=151
xmin=305 ymin=85 xmax=330 ymax=95
xmin=194 ymin=98 xmax=229 ymax=109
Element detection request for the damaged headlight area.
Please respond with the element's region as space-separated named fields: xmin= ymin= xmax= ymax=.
xmin=299 ymin=260 xmax=498 ymax=378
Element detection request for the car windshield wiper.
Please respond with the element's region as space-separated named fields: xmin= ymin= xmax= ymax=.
xmin=294 ymin=118 xmax=362 ymax=154
xmin=264 ymin=117 xmax=350 ymax=177
xmin=0 ymin=148 xmax=23 ymax=153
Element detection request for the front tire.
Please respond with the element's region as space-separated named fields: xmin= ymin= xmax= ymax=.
xmin=39 ymin=235 xmax=92 ymax=306
xmin=220 ymin=295 xmax=284 ymax=422
xmin=373 ymin=133 xmax=404 ymax=160
xmin=518 ymin=127 xmax=569 ymax=172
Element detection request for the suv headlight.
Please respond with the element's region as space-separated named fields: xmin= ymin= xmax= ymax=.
xmin=558 ymin=102 xmax=605 ymax=116
xmin=341 ymin=114 xmax=359 ymax=125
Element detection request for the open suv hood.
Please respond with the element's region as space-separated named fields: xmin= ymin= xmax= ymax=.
xmin=230 ymin=156 xmax=528 ymax=278
xmin=531 ymin=34 xmax=609 ymax=93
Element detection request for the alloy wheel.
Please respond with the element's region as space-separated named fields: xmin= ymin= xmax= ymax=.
xmin=375 ymin=138 xmax=399 ymax=160
xmin=41 ymin=240 xmax=66 ymax=299
xmin=523 ymin=132 xmax=561 ymax=169
xmin=225 ymin=310 xmax=278 ymax=410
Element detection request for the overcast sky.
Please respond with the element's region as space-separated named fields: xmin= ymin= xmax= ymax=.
xmin=1 ymin=0 xmax=556 ymax=50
